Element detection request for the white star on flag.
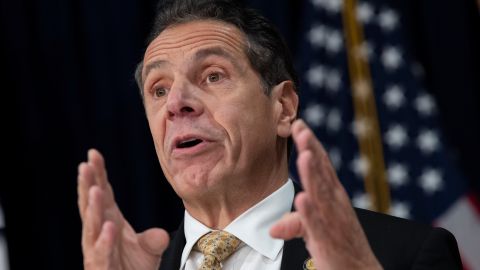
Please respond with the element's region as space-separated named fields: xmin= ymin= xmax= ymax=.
xmin=417 ymin=129 xmax=440 ymax=154
xmin=384 ymin=124 xmax=408 ymax=149
xmin=383 ymin=84 xmax=405 ymax=110
xmin=325 ymin=29 xmax=343 ymax=54
xmin=324 ymin=0 xmax=343 ymax=13
xmin=350 ymin=154 xmax=370 ymax=178
xmin=306 ymin=64 xmax=326 ymax=88
xmin=308 ymin=25 xmax=327 ymax=48
xmin=328 ymin=147 xmax=342 ymax=170
xmin=377 ymin=8 xmax=399 ymax=32
xmin=389 ymin=201 xmax=411 ymax=219
xmin=326 ymin=108 xmax=342 ymax=132
xmin=352 ymin=192 xmax=372 ymax=209
xmin=419 ymin=168 xmax=444 ymax=195
xmin=357 ymin=2 xmax=375 ymax=24
xmin=381 ymin=46 xmax=403 ymax=71
xmin=387 ymin=162 xmax=409 ymax=188
xmin=303 ymin=104 xmax=326 ymax=127
xmin=414 ymin=94 xmax=437 ymax=117
xmin=325 ymin=69 xmax=342 ymax=93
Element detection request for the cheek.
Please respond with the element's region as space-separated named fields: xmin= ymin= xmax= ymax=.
xmin=218 ymin=100 xmax=274 ymax=145
xmin=146 ymin=106 xmax=167 ymax=153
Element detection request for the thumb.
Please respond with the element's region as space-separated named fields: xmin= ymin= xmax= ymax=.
xmin=269 ymin=212 xmax=304 ymax=240
xmin=138 ymin=228 xmax=170 ymax=256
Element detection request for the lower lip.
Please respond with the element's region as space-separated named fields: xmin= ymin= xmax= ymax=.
xmin=171 ymin=141 xmax=213 ymax=158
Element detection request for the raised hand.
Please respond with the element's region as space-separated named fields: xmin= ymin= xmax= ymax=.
xmin=270 ymin=120 xmax=382 ymax=270
xmin=77 ymin=149 xmax=169 ymax=270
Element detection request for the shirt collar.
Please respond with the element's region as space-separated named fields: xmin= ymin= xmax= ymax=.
xmin=180 ymin=179 xmax=295 ymax=268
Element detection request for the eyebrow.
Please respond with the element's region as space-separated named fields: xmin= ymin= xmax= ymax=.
xmin=144 ymin=60 xmax=169 ymax=82
xmin=192 ymin=47 xmax=242 ymax=71
xmin=143 ymin=47 xmax=243 ymax=82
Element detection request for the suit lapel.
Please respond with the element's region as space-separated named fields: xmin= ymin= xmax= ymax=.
xmin=280 ymin=181 xmax=311 ymax=270
xmin=159 ymin=221 xmax=186 ymax=270
xmin=280 ymin=237 xmax=310 ymax=270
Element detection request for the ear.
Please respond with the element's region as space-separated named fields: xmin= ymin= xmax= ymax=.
xmin=271 ymin=80 xmax=299 ymax=138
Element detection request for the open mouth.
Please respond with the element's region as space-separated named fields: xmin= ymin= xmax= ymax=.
xmin=176 ymin=138 xmax=204 ymax=149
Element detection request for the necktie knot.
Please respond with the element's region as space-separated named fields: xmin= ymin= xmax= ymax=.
xmin=194 ymin=230 xmax=241 ymax=269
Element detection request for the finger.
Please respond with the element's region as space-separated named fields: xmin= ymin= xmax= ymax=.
xmin=294 ymin=192 xmax=325 ymax=241
xmin=82 ymin=186 xmax=105 ymax=248
xmin=292 ymin=119 xmax=327 ymax=158
xmin=291 ymin=118 xmax=307 ymax=137
xmin=294 ymin=122 xmax=339 ymax=200
xmin=295 ymin=192 xmax=317 ymax=224
xmin=78 ymin=162 xmax=95 ymax=220
xmin=88 ymin=149 xmax=117 ymax=206
xmin=292 ymin=120 xmax=336 ymax=187
xmin=93 ymin=221 xmax=117 ymax=265
xmin=296 ymin=149 xmax=314 ymax=192
xmin=269 ymin=211 xmax=304 ymax=240
xmin=297 ymin=150 xmax=332 ymax=203
xmin=293 ymin=119 xmax=331 ymax=180
xmin=138 ymin=228 xmax=170 ymax=256
xmin=88 ymin=149 xmax=109 ymax=189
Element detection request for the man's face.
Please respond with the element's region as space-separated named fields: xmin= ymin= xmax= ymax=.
xmin=141 ymin=20 xmax=286 ymax=201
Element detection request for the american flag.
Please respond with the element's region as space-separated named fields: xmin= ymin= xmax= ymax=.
xmin=290 ymin=0 xmax=480 ymax=268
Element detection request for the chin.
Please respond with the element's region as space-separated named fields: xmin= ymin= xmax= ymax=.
xmin=170 ymin=165 xmax=221 ymax=196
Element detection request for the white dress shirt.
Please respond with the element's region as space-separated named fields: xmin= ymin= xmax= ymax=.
xmin=180 ymin=179 xmax=295 ymax=270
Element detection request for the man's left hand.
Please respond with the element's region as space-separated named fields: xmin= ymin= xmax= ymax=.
xmin=270 ymin=119 xmax=383 ymax=270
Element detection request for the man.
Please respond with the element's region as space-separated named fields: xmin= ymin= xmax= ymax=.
xmin=77 ymin=0 xmax=463 ymax=269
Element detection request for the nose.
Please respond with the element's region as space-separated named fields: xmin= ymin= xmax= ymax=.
xmin=166 ymin=78 xmax=203 ymax=119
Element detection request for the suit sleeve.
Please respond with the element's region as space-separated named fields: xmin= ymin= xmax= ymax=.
xmin=412 ymin=227 xmax=463 ymax=270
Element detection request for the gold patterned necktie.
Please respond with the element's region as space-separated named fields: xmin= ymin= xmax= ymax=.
xmin=194 ymin=230 xmax=242 ymax=270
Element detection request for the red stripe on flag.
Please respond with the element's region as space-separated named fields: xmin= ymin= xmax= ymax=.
xmin=467 ymin=192 xmax=480 ymax=216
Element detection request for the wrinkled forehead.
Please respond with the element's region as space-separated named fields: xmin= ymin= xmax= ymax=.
xmin=143 ymin=20 xmax=249 ymax=68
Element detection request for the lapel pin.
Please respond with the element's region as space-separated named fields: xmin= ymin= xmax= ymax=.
xmin=303 ymin=257 xmax=316 ymax=270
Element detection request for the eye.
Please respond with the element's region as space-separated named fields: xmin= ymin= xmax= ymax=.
xmin=154 ymin=87 xmax=168 ymax=98
xmin=206 ymin=72 xmax=222 ymax=83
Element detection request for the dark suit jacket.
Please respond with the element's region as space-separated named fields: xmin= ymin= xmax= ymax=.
xmin=159 ymin=185 xmax=463 ymax=270
xmin=159 ymin=208 xmax=462 ymax=270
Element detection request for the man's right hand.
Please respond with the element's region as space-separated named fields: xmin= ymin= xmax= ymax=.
xmin=77 ymin=149 xmax=169 ymax=270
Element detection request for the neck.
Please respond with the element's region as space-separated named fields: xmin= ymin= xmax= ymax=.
xmin=183 ymin=160 xmax=289 ymax=229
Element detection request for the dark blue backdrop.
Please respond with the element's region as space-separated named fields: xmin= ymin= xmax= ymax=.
xmin=1 ymin=0 xmax=478 ymax=269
